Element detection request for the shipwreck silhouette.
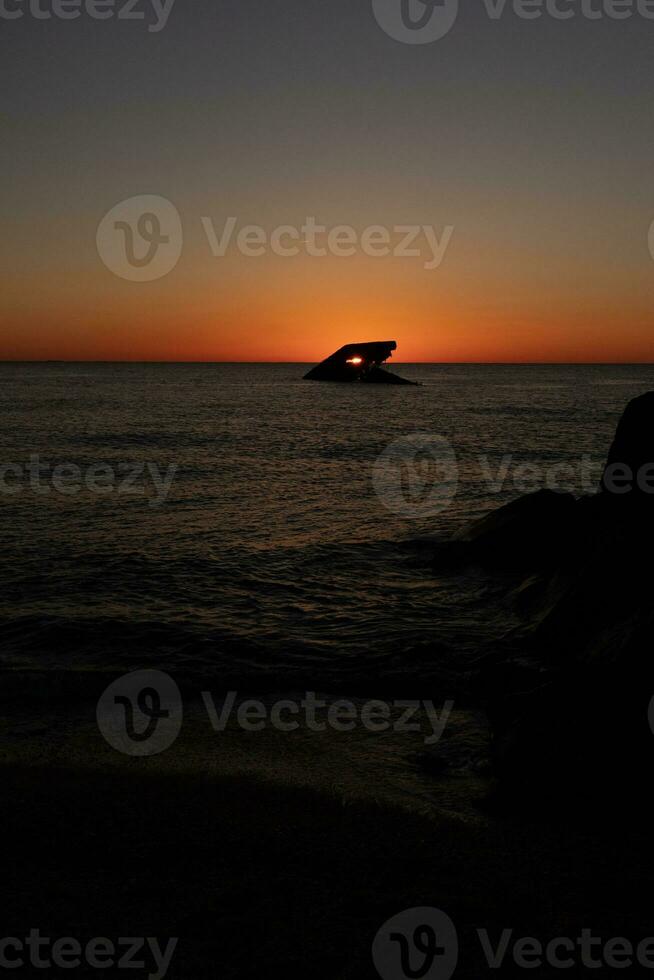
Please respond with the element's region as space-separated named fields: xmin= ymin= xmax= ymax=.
xmin=303 ymin=341 xmax=416 ymax=385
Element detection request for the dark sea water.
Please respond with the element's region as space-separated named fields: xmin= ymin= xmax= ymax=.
xmin=2 ymin=362 xmax=654 ymax=691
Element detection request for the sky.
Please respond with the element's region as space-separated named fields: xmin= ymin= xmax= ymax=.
xmin=1 ymin=0 xmax=653 ymax=362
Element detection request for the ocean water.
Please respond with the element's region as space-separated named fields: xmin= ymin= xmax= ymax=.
xmin=2 ymin=362 xmax=653 ymax=689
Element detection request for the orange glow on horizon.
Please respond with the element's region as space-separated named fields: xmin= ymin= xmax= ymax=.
xmin=2 ymin=266 xmax=654 ymax=364
xmin=3 ymin=303 xmax=654 ymax=363
xmin=3 ymin=206 xmax=654 ymax=363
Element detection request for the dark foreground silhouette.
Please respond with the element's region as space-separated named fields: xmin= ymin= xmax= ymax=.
xmin=443 ymin=391 xmax=654 ymax=796
xmin=3 ymin=757 xmax=654 ymax=979
xmin=3 ymin=393 xmax=654 ymax=977
xmin=304 ymin=341 xmax=417 ymax=384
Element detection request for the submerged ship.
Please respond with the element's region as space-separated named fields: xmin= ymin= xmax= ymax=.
xmin=303 ymin=341 xmax=417 ymax=385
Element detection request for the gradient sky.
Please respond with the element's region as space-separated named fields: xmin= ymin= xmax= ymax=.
xmin=2 ymin=0 xmax=653 ymax=361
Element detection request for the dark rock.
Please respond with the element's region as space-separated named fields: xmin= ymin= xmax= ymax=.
xmin=601 ymin=390 xmax=654 ymax=508
xmin=450 ymin=489 xmax=578 ymax=570
xmin=463 ymin=392 xmax=654 ymax=797
xmin=481 ymin=513 xmax=654 ymax=792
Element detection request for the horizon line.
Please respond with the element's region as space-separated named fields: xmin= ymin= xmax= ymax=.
xmin=2 ymin=360 xmax=654 ymax=366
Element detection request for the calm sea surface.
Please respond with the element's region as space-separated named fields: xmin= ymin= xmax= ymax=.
xmin=2 ymin=362 xmax=653 ymax=688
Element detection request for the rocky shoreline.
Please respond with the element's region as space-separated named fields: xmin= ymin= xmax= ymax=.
xmin=441 ymin=391 xmax=654 ymax=797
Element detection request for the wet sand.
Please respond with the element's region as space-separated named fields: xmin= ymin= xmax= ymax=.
xmin=2 ymin=687 xmax=653 ymax=978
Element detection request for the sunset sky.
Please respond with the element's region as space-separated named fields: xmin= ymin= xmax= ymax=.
xmin=2 ymin=1 xmax=654 ymax=362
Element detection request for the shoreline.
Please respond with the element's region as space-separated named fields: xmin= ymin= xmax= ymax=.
xmin=4 ymin=700 xmax=653 ymax=978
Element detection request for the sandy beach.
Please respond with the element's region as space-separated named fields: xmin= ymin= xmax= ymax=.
xmin=3 ymin=677 xmax=653 ymax=978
